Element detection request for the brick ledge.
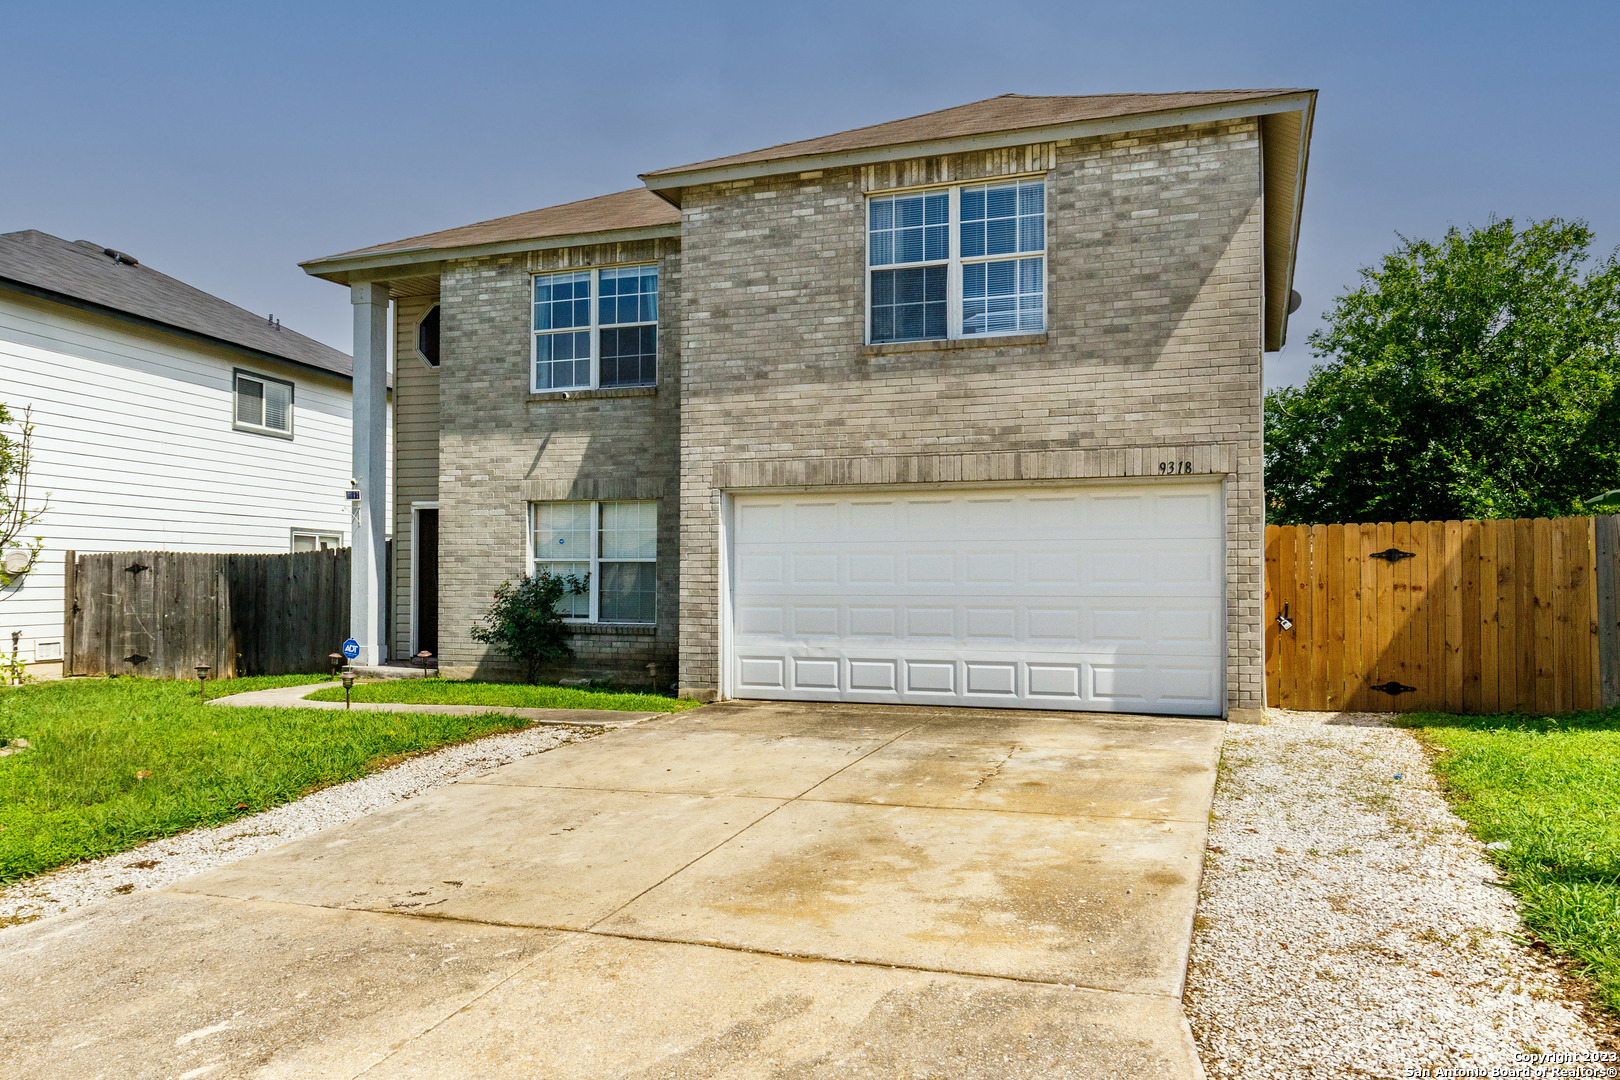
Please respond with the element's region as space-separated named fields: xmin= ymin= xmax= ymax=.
xmin=859 ymin=333 xmax=1047 ymax=358
xmin=529 ymin=386 xmax=657 ymax=403
xmin=564 ymin=622 xmax=658 ymax=637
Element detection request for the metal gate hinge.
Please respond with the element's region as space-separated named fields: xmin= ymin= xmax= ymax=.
xmin=1370 ymin=680 xmax=1416 ymax=696
xmin=1369 ymin=548 xmax=1415 ymax=563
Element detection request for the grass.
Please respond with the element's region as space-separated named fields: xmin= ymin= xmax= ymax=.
xmin=0 ymin=674 xmax=543 ymax=883
xmin=1396 ymin=704 xmax=1620 ymax=1014
xmin=303 ymin=678 xmax=696 ymax=714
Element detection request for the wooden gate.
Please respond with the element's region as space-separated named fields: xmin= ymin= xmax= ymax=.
xmin=1265 ymin=516 xmax=1618 ymax=714
xmin=65 ymin=548 xmax=350 ymax=678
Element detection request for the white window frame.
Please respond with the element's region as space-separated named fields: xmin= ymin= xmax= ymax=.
xmin=528 ymin=500 xmax=657 ymax=625
xmin=530 ymin=264 xmax=659 ymax=393
xmin=233 ymin=369 xmax=295 ymax=438
xmin=291 ymin=529 xmax=343 ymax=552
xmin=864 ymin=176 xmax=1048 ymax=345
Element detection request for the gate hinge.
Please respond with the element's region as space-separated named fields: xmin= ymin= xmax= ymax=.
xmin=1370 ymin=680 xmax=1416 ymax=696
xmin=125 ymin=562 xmax=150 ymax=574
xmin=1369 ymin=548 xmax=1415 ymax=563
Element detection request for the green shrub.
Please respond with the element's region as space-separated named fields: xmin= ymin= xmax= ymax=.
xmin=470 ymin=571 xmax=587 ymax=683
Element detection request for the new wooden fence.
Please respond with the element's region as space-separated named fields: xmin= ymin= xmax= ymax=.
xmin=65 ymin=548 xmax=351 ymax=679
xmin=1266 ymin=515 xmax=1620 ymax=714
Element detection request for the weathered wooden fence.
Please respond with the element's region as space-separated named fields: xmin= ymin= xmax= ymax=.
xmin=1266 ymin=515 xmax=1620 ymax=714
xmin=65 ymin=548 xmax=350 ymax=678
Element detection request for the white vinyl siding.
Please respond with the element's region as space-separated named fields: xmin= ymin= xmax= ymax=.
xmin=727 ymin=482 xmax=1224 ymax=715
xmin=391 ymin=295 xmax=440 ymax=658
xmin=0 ymin=290 xmax=377 ymax=664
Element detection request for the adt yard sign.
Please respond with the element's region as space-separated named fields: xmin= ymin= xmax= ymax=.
xmin=342 ymin=638 xmax=361 ymax=661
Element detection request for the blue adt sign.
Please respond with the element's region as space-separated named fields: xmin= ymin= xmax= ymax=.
xmin=341 ymin=638 xmax=361 ymax=660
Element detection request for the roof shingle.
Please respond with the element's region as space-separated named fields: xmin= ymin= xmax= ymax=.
xmin=309 ymin=188 xmax=680 ymax=264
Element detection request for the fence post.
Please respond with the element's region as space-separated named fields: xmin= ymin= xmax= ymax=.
xmin=1598 ymin=514 xmax=1620 ymax=708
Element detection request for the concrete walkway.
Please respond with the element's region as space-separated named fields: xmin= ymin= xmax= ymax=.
xmin=0 ymin=701 xmax=1223 ymax=1079
xmin=207 ymin=680 xmax=664 ymax=727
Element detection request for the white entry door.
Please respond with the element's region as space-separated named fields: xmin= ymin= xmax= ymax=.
xmin=726 ymin=482 xmax=1225 ymax=715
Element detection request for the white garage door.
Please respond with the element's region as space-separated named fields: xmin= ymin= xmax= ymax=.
xmin=726 ymin=482 xmax=1225 ymax=716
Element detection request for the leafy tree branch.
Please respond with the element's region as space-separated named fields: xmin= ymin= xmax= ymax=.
xmin=1265 ymin=218 xmax=1620 ymax=524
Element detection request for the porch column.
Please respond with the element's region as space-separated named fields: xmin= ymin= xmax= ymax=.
xmin=350 ymin=280 xmax=390 ymax=666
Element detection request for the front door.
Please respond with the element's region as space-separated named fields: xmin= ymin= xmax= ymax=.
xmin=417 ymin=509 xmax=439 ymax=655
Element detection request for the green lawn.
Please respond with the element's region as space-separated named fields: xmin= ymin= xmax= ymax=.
xmin=1399 ymin=705 xmax=1620 ymax=1013
xmin=0 ymin=675 xmax=544 ymax=883
xmin=303 ymin=679 xmax=695 ymax=714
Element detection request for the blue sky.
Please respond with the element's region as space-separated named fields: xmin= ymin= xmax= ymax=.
xmin=4 ymin=1 xmax=1615 ymax=388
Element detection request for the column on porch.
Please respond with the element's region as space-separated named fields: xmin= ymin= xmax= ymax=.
xmin=350 ymin=280 xmax=390 ymax=666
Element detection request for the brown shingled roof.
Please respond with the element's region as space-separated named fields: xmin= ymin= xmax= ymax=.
xmin=309 ymin=187 xmax=680 ymax=264
xmin=644 ymin=90 xmax=1308 ymax=178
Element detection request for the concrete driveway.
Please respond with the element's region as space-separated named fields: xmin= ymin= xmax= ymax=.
xmin=0 ymin=701 xmax=1223 ymax=1079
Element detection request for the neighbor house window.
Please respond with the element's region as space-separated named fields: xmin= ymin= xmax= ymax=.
xmin=234 ymin=370 xmax=293 ymax=436
xmin=867 ymin=178 xmax=1045 ymax=344
xmin=292 ymin=530 xmax=342 ymax=552
xmin=533 ymin=265 xmax=658 ymax=391
xmin=531 ymin=500 xmax=657 ymax=623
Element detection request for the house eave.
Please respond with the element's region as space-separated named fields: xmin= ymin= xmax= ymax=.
xmin=300 ymin=223 xmax=683 ymax=286
xmin=640 ymin=91 xmax=1318 ymax=205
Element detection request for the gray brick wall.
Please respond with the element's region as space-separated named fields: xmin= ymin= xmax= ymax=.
xmin=676 ymin=118 xmax=1265 ymax=711
xmin=434 ymin=239 xmax=681 ymax=684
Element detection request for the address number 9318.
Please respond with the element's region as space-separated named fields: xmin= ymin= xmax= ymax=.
xmin=1159 ymin=461 xmax=1194 ymax=475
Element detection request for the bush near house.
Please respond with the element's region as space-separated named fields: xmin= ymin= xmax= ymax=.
xmin=470 ymin=571 xmax=588 ymax=683
xmin=0 ymin=675 xmax=539 ymax=883
xmin=1400 ymin=706 xmax=1620 ymax=1013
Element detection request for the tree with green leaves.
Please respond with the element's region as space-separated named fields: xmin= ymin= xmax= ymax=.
xmin=1265 ymin=218 xmax=1620 ymax=525
xmin=0 ymin=403 xmax=47 ymax=590
xmin=470 ymin=570 xmax=588 ymax=683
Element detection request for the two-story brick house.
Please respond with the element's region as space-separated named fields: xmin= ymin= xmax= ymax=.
xmin=302 ymin=90 xmax=1316 ymax=720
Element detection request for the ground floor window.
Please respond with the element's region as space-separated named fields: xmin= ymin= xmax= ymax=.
xmin=292 ymin=529 xmax=342 ymax=552
xmin=531 ymin=499 xmax=657 ymax=623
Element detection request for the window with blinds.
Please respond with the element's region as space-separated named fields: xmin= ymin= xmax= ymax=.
xmin=234 ymin=370 xmax=294 ymax=437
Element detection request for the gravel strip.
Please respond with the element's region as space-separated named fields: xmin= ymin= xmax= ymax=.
xmin=0 ymin=720 xmax=601 ymax=928
xmin=1186 ymin=709 xmax=1612 ymax=1078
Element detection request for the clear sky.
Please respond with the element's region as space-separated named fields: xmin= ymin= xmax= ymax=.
xmin=4 ymin=1 xmax=1614 ymax=389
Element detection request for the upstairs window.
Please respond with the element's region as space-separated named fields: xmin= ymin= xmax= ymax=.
xmin=533 ymin=265 xmax=658 ymax=392
xmin=867 ymin=178 xmax=1045 ymax=344
xmin=234 ymin=370 xmax=293 ymax=437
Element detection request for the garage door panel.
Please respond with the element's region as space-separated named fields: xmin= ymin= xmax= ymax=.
xmin=791 ymin=606 xmax=840 ymax=636
xmin=739 ymin=553 xmax=786 ymax=585
xmin=847 ymin=606 xmax=897 ymax=637
xmin=729 ymin=483 xmax=1224 ymax=716
xmin=792 ymin=657 xmax=840 ymax=691
xmin=849 ymin=553 xmax=896 ymax=582
xmin=735 ymin=594 xmax=1223 ymax=655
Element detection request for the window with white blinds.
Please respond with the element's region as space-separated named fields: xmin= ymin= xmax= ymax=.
xmin=234 ymin=370 xmax=294 ymax=437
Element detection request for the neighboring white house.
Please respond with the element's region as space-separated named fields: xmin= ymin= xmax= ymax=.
xmin=0 ymin=229 xmax=387 ymax=676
